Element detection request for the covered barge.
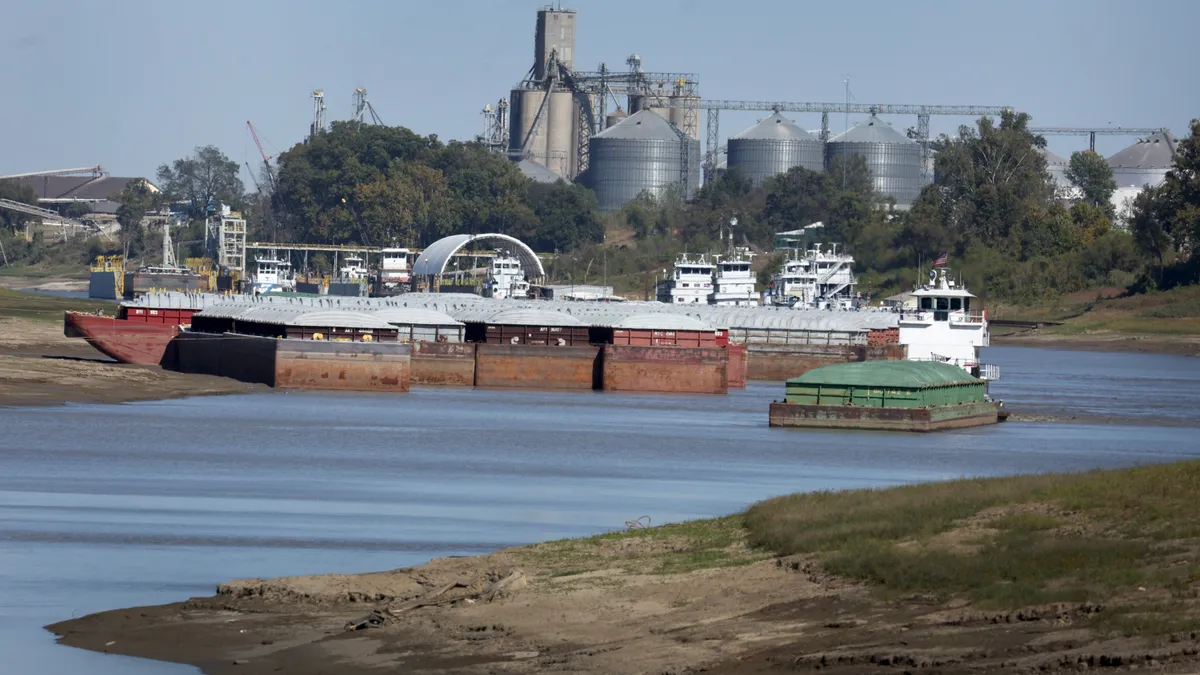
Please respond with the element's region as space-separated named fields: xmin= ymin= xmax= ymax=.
xmin=769 ymin=361 xmax=1000 ymax=432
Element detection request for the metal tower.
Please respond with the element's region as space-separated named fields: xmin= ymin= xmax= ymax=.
xmin=352 ymin=88 xmax=384 ymax=125
xmin=310 ymin=89 xmax=327 ymax=140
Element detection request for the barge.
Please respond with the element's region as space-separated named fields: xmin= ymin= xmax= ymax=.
xmin=769 ymin=361 xmax=1001 ymax=432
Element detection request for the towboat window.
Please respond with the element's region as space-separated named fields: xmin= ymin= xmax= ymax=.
xmin=920 ymin=297 xmax=933 ymax=310
xmin=950 ymin=298 xmax=962 ymax=311
xmin=936 ymin=298 xmax=949 ymax=310
xmin=963 ymin=298 xmax=971 ymax=312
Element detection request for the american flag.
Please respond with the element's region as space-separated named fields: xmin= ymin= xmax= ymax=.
xmin=932 ymin=252 xmax=949 ymax=267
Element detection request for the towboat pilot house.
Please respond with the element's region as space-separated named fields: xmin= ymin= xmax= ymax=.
xmin=918 ymin=294 xmax=971 ymax=322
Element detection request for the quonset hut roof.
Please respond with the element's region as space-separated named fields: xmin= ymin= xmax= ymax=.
xmin=1106 ymin=131 xmax=1178 ymax=171
xmin=195 ymin=306 xmax=394 ymax=329
xmin=486 ymin=307 xmax=584 ymax=326
xmin=612 ymin=313 xmax=712 ymax=330
xmin=732 ymin=113 xmax=818 ymax=141
xmin=592 ymin=109 xmax=679 ymax=140
xmin=516 ymin=159 xmax=564 ymax=184
xmin=369 ymin=307 xmax=463 ymax=326
xmin=789 ymin=361 xmax=978 ymax=388
xmin=411 ymin=233 xmax=545 ymax=278
xmin=828 ymin=115 xmax=915 ymax=144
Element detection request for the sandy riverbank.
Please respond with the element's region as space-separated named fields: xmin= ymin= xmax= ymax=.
xmin=991 ymin=329 xmax=1200 ymax=356
xmin=47 ymin=462 xmax=1200 ymax=675
xmin=0 ymin=316 xmax=261 ymax=406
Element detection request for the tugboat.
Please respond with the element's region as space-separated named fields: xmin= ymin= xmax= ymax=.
xmin=899 ymin=263 xmax=998 ymax=380
xmin=657 ymin=253 xmax=714 ymax=304
xmin=375 ymin=247 xmax=411 ymax=296
xmin=767 ymin=243 xmax=857 ymax=309
xmin=248 ymin=252 xmax=296 ymax=295
xmin=710 ymin=250 xmax=758 ymax=306
xmin=329 ymin=255 xmax=369 ymax=297
xmin=481 ymin=255 xmax=530 ymax=300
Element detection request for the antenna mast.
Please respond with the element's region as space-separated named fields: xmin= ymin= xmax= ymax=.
xmin=310 ymin=89 xmax=326 ymax=140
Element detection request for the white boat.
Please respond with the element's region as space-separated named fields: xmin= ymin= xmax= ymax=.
xmin=378 ymin=248 xmax=411 ymax=291
xmin=709 ymin=250 xmax=758 ymax=306
xmin=899 ymin=266 xmax=999 ymax=380
xmin=657 ymin=254 xmax=714 ymax=304
xmin=338 ymin=255 xmax=368 ymax=281
xmin=481 ymin=255 xmax=530 ymax=300
xmin=767 ymin=243 xmax=858 ymax=309
xmin=249 ymin=253 xmax=295 ymax=295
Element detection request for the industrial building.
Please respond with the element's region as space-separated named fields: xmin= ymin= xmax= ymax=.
xmin=501 ymin=6 xmax=701 ymax=201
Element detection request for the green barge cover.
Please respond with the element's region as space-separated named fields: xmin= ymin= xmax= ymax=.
xmin=784 ymin=361 xmax=986 ymax=408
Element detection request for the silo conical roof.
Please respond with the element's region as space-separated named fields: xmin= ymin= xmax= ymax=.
xmin=594 ymin=109 xmax=679 ymax=141
xmin=516 ymin=158 xmax=564 ymax=184
xmin=829 ymin=115 xmax=915 ymax=144
xmin=732 ymin=113 xmax=817 ymax=141
xmin=1106 ymin=131 xmax=1178 ymax=170
xmin=1037 ymin=146 xmax=1069 ymax=167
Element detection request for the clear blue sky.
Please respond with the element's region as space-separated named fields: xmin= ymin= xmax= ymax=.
xmin=2 ymin=0 xmax=1196 ymax=181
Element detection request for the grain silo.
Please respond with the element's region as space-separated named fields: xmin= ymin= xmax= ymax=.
xmin=825 ymin=115 xmax=923 ymax=207
xmin=1106 ymin=130 xmax=1178 ymax=189
xmin=587 ymin=109 xmax=700 ymax=211
xmin=668 ymin=94 xmax=701 ymax=141
xmin=726 ymin=112 xmax=824 ymax=186
xmin=516 ymin=158 xmax=564 ymax=184
xmin=508 ymin=88 xmax=577 ymax=179
xmin=1037 ymin=147 xmax=1073 ymax=197
xmin=605 ymin=106 xmax=628 ymax=130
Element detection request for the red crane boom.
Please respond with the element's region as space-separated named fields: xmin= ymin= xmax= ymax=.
xmin=247 ymin=121 xmax=273 ymax=162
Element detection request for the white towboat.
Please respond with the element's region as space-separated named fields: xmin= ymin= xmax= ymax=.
xmin=899 ymin=266 xmax=999 ymax=380
xmin=657 ymin=253 xmax=714 ymax=304
xmin=710 ymin=250 xmax=758 ymax=306
xmin=767 ymin=243 xmax=858 ymax=309
xmin=482 ymin=255 xmax=530 ymax=300
xmin=249 ymin=253 xmax=296 ymax=295
xmin=377 ymin=247 xmax=411 ymax=291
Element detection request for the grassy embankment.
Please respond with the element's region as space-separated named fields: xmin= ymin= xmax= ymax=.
xmin=0 ymin=288 xmax=112 ymax=323
xmin=521 ymin=460 xmax=1200 ymax=637
xmin=991 ymin=285 xmax=1200 ymax=338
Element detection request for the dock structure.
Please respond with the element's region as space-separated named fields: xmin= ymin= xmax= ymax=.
xmin=769 ymin=361 xmax=1000 ymax=432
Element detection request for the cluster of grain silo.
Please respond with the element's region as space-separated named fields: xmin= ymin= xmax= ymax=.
xmin=587 ymin=110 xmax=700 ymax=211
xmin=726 ymin=113 xmax=823 ymax=186
xmin=825 ymin=115 xmax=924 ymax=207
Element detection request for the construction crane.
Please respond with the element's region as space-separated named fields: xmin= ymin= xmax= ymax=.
xmin=0 ymin=166 xmax=105 ymax=180
xmin=655 ymin=99 xmax=1013 ymax=181
xmin=1029 ymin=127 xmax=1167 ymax=152
xmin=246 ymin=120 xmax=277 ymax=193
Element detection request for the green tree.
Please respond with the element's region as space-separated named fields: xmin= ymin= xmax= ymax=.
xmin=157 ymin=145 xmax=244 ymax=219
xmin=114 ymin=180 xmax=162 ymax=258
xmin=0 ymin=180 xmax=39 ymax=232
xmin=1065 ymin=150 xmax=1117 ymax=212
xmin=1127 ymin=119 xmax=1200 ymax=286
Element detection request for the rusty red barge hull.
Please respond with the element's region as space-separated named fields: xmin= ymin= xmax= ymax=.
xmin=64 ymin=306 xmax=200 ymax=366
xmin=63 ymin=312 xmax=181 ymax=365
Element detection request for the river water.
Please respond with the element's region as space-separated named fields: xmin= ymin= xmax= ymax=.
xmin=1 ymin=345 xmax=1198 ymax=674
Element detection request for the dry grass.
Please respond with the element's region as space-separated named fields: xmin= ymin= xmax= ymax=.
xmin=992 ymin=285 xmax=1200 ymax=337
xmin=0 ymin=288 xmax=111 ymax=323
xmin=742 ymin=461 xmax=1200 ymax=634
